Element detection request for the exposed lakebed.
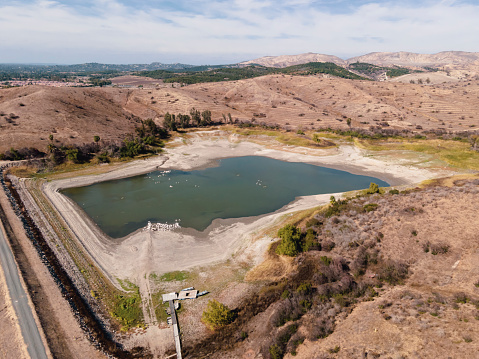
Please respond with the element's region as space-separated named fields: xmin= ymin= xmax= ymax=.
xmin=62 ymin=156 xmax=389 ymax=238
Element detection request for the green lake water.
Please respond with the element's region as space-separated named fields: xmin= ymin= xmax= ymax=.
xmin=62 ymin=156 xmax=389 ymax=238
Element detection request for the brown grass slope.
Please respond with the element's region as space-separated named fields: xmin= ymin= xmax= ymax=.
xmin=0 ymin=86 xmax=140 ymax=152
xmin=192 ymin=178 xmax=479 ymax=359
xmin=1 ymin=74 xmax=479 ymax=153
xmin=133 ymin=74 xmax=479 ymax=132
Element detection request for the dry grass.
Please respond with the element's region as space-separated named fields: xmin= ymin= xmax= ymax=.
xmin=245 ymin=243 xmax=295 ymax=282
xmin=2 ymin=75 xmax=478 ymax=152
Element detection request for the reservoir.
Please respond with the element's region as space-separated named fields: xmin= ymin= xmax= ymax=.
xmin=62 ymin=156 xmax=389 ymax=238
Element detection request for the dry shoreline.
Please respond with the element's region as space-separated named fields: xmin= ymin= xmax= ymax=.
xmin=37 ymin=132 xmax=454 ymax=282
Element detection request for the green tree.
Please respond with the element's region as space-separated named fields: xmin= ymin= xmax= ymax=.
xmin=190 ymin=108 xmax=201 ymax=127
xmin=269 ymin=344 xmax=283 ymax=359
xmin=163 ymin=112 xmax=177 ymax=131
xmin=93 ymin=135 xmax=100 ymax=143
xmin=177 ymin=114 xmax=191 ymax=129
xmin=65 ymin=148 xmax=79 ymax=163
xmin=276 ymin=224 xmax=302 ymax=256
xmin=202 ymin=300 xmax=236 ymax=330
xmin=201 ymin=110 xmax=212 ymax=126
xmin=366 ymin=182 xmax=380 ymax=194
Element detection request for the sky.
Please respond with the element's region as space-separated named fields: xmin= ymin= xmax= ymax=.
xmin=1 ymin=0 xmax=478 ymax=65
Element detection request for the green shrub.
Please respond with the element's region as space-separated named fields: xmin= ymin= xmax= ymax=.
xmin=300 ymin=299 xmax=312 ymax=311
xmin=430 ymin=243 xmax=449 ymax=255
xmin=329 ymin=346 xmax=340 ymax=353
xmin=269 ymin=344 xmax=283 ymax=359
xmin=276 ymin=224 xmax=302 ymax=256
xmin=302 ymin=228 xmax=316 ymax=251
xmin=363 ymin=203 xmax=378 ymax=212
xmin=365 ymin=182 xmax=380 ymax=194
xmin=297 ymin=283 xmax=312 ymax=295
xmin=306 ymin=217 xmax=322 ymax=227
xmin=455 ymin=293 xmax=469 ymax=304
xmin=111 ymin=294 xmax=143 ymax=330
xmin=377 ymin=260 xmax=409 ymax=285
xmin=320 ymin=256 xmax=332 ymax=266
xmin=202 ymin=300 xmax=236 ymax=329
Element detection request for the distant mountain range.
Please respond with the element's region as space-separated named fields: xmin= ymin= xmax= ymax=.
xmin=0 ymin=62 xmax=196 ymax=74
xmin=239 ymin=53 xmax=346 ymax=67
xmin=2 ymin=51 xmax=479 ymax=83
xmin=241 ymin=51 xmax=479 ymax=69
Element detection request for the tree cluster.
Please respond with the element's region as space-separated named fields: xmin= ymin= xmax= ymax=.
xmin=163 ymin=108 xmax=233 ymax=131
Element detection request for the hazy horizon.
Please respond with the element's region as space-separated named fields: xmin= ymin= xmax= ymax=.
xmin=1 ymin=1 xmax=478 ymax=64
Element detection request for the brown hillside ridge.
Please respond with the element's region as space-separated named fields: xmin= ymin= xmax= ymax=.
xmin=183 ymin=177 xmax=479 ymax=359
xmin=1 ymin=74 xmax=479 ymax=152
xmin=348 ymin=51 xmax=479 ymax=69
xmin=239 ymin=52 xmax=347 ymax=67
xmin=240 ymin=51 xmax=479 ymax=70
xmin=0 ymin=86 xmax=141 ymax=152
xmin=120 ymin=74 xmax=479 ymax=133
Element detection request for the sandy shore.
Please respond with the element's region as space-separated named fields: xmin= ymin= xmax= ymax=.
xmin=39 ymin=132 xmax=453 ymax=283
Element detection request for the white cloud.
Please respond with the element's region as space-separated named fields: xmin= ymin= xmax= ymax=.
xmin=0 ymin=0 xmax=478 ymax=63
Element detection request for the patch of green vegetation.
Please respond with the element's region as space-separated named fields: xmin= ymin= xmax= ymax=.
xmin=363 ymin=203 xmax=378 ymax=212
xmin=202 ymin=299 xmax=236 ymax=330
xmin=137 ymin=62 xmax=367 ymax=85
xmin=151 ymin=291 xmax=169 ymax=323
xmin=111 ymin=280 xmax=143 ymax=330
xmin=329 ymin=345 xmax=341 ymax=354
xmin=356 ymin=138 xmax=479 ymax=171
xmin=386 ymin=67 xmax=413 ymax=77
xmin=348 ymin=63 xmax=415 ymax=78
xmin=296 ymin=283 xmax=312 ymax=295
xmin=276 ymin=224 xmax=303 ymax=256
xmin=320 ymin=256 xmax=332 ymax=266
xmin=156 ymin=271 xmax=190 ymax=282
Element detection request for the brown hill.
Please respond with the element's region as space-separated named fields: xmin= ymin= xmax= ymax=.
xmin=132 ymin=74 xmax=479 ymax=133
xmin=194 ymin=177 xmax=479 ymax=359
xmin=239 ymin=52 xmax=346 ymax=68
xmin=1 ymin=73 xmax=479 ymax=153
xmin=0 ymin=86 xmax=141 ymax=152
xmin=348 ymin=51 xmax=479 ymax=69
xmin=240 ymin=51 xmax=479 ymax=73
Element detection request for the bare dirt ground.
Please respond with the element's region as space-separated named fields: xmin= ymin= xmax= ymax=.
xmin=2 ymin=74 xmax=479 ymax=153
xmin=0 ymin=253 xmax=29 ymax=359
xmin=110 ymin=75 xmax=165 ymax=88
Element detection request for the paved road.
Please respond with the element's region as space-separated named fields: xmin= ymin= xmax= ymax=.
xmin=0 ymin=220 xmax=48 ymax=359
